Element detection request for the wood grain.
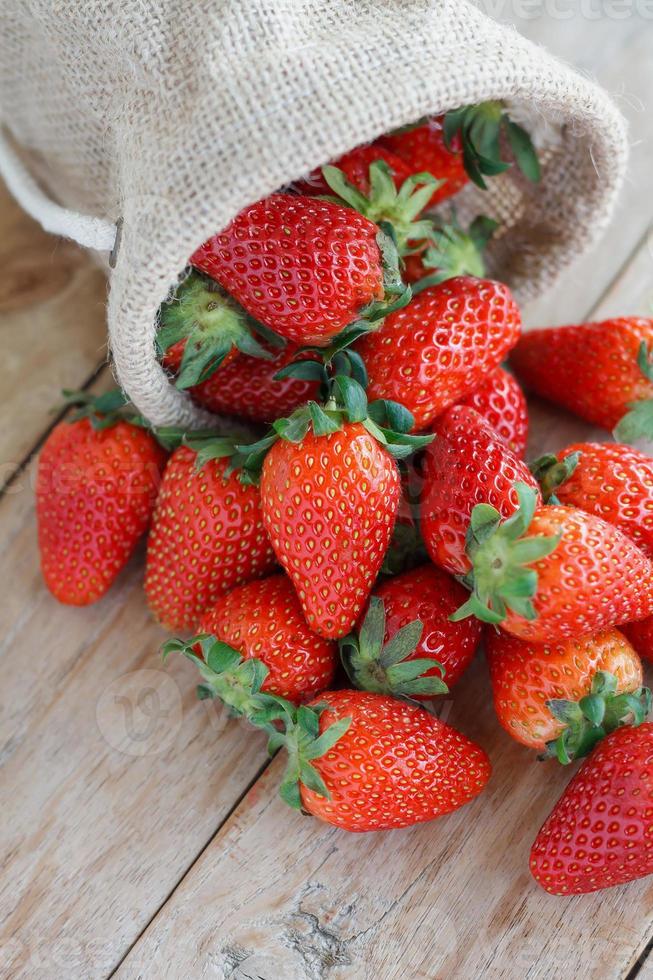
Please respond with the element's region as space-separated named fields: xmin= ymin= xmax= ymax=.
xmin=0 ymin=180 xmax=108 ymax=488
xmin=112 ymin=230 xmax=653 ymax=980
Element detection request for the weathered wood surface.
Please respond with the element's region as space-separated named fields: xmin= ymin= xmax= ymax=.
xmin=0 ymin=181 xmax=108 ymax=489
xmin=1 ymin=14 xmax=652 ymax=980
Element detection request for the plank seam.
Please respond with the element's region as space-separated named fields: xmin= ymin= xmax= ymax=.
xmin=0 ymin=359 xmax=108 ymax=497
xmin=105 ymin=753 xmax=275 ymax=979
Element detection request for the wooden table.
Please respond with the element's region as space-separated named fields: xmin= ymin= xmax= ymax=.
xmin=1 ymin=14 xmax=653 ymax=980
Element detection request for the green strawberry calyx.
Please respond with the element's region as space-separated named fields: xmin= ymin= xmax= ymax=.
xmin=162 ymin=634 xmax=287 ymax=726
xmin=613 ymin=341 xmax=653 ymax=443
xmin=410 ymin=214 xmax=499 ymax=296
xmin=543 ymin=670 xmax=652 ymax=765
xmin=269 ymin=701 xmax=352 ymax=810
xmin=62 ymin=387 xmax=132 ymax=431
xmin=530 ymin=451 xmax=582 ymax=504
xmin=450 ymin=482 xmax=560 ymax=626
xmin=322 ymin=160 xmax=440 ymax=256
xmin=443 ymin=101 xmax=541 ymax=189
xmin=157 ymin=270 xmax=284 ymax=389
xmin=339 ymin=596 xmax=448 ymax=699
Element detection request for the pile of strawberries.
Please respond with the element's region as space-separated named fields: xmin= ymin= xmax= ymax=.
xmin=35 ymin=102 xmax=653 ymax=897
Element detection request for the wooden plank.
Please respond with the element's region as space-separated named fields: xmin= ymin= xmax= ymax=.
xmin=0 ymin=397 xmax=271 ymax=979
xmin=0 ymin=178 xmax=107 ymax=486
xmin=112 ymin=233 xmax=653 ymax=980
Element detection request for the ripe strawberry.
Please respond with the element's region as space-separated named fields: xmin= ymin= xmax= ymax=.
xmin=178 ymin=341 xmax=320 ymax=423
xmin=292 ymin=143 xmax=412 ymax=197
xmin=273 ymin=690 xmax=491 ymax=831
xmin=355 ymin=277 xmax=521 ymax=430
xmin=458 ymin=367 xmax=528 ymax=457
xmin=145 ymin=443 xmax=276 ymax=631
xmin=175 ymin=574 xmax=337 ymax=704
xmin=530 ymin=724 xmax=653 ymax=894
xmin=379 ymin=116 xmax=467 ymax=208
xmin=340 ymin=564 xmax=481 ymax=699
xmin=486 ymin=628 xmax=649 ymax=761
xmin=420 ymin=406 xmax=539 ymax=576
xmin=260 ymin=423 xmax=401 ymax=639
xmin=452 ymin=484 xmax=653 ymax=643
xmin=510 ymin=318 xmax=653 ymax=440
xmin=190 ymin=194 xmax=387 ymax=346
xmin=532 ymin=442 xmax=653 ymax=557
xmin=36 ymin=391 xmax=167 ymax=606
xmin=623 ymin=617 xmax=653 ymax=665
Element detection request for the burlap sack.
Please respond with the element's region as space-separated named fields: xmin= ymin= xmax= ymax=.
xmin=0 ymin=0 xmax=628 ymax=427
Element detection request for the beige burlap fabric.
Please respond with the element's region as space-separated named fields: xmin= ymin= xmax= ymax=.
xmin=0 ymin=0 xmax=628 ymax=426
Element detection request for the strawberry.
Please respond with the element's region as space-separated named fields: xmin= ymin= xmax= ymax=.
xmin=402 ymin=214 xmax=497 ymax=286
xmin=168 ymin=574 xmax=337 ymax=705
xmin=36 ymin=390 xmax=167 ymax=606
xmin=530 ymin=724 xmax=653 ymax=894
xmin=486 ymin=627 xmax=649 ymax=762
xmin=174 ymin=341 xmax=320 ymax=424
xmin=157 ymin=270 xmax=278 ymax=390
xmin=190 ymin=193 xmax=406 ymax=346
xmin=379 ymin=116 xmax=467 ymax=208
xmin=623 ymin=617 xmax=653 ymax=665
xmin=532 ymin=442 xmax=653 ymax=557
xmin=292 ymin=143 xmax=412 ymax=197
xmin=452 ymin=484 xmax=653 ymax=643
xmin=144 ymin=441 xmax=276 ymax=631
xmin=355 ymin=277 xmax=521 ymax=431
xmin=458 ymin=367 xmax=528 ymax=457
xmin=340 ymin=564 xmax=481 ymax=699
xmin=420 ymin=405 xmax=539 ymax=576
xmin=260 ymin=423 xmax=401 ymax=639
xmin=272 ymin=690 xmax=492 ymax=831
xmin=510 ymin=318 xmax=653 ymax=441
xmin=381 ymin=103 xmax=540 ymax=200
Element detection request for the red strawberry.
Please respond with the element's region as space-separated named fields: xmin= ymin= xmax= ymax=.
xmin=379 ymin=116 xmax=467 ymax=208
xmin=260 ymin=423 xmax=401 ymax=639
xmin=181 ymin=342 xmax=320 ymax=423
xmin=533 ymin=442 xmax=653 ymax=557
xmin=293 ymin=143 xmax=412 ymax=197
xmin=341 ymin=564 xmax=481 ymax=699
xmin=420 ymin=405 xmax=539 ymax=576
xmin=530 ymin=724 xmax=653 ymax=894
xmin=190 ymin=194 xmax=385 ymax=345
xmin=195 ymin=574 xmax=337 ymax=703
xmin=145 ymin=444 xmax=276 ymax=631
xmin=510 ymin=318 xmax=653 ymax=440
xmin=458 ymin=367 xmax=528 ymax=457
xmin=623 ymin=617 xmax=653 ymax=665
xmin=486 ymin=628 xmax=648 ymax=761
xmin=275 ymin=690 xmax=491 ymax=831
xmin=452 ymin=486 xmax=653 ymax=643
xmin=36 ymin=393 xmax=167 ymax=606
xmin=355 ymin=277 xmax=521 ymax=430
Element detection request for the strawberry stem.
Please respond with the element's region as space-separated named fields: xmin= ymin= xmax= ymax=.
xmin=530 ymin=451 xmax=581 ymax=504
